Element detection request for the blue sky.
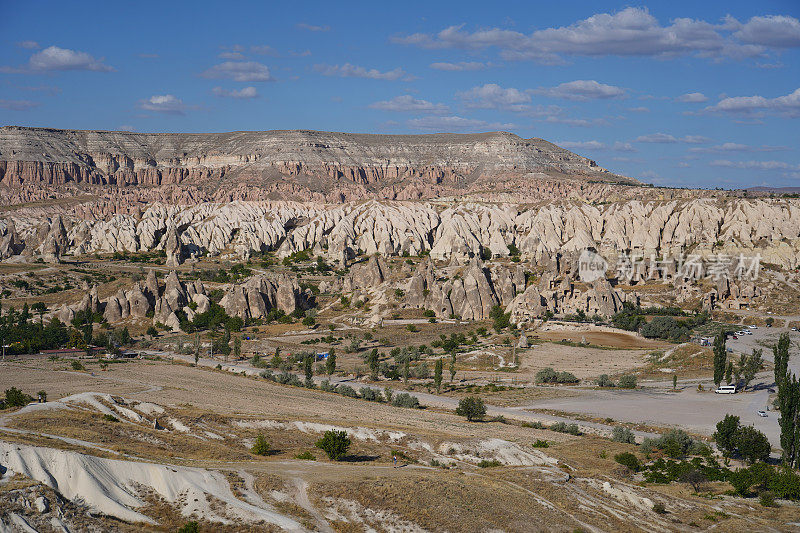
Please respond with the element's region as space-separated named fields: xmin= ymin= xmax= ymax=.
xmin=1 ymin=0 xmax=798 ymax=189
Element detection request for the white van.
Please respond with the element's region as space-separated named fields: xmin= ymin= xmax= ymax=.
xmin=715 ymin=385 xmax=737 ymax=394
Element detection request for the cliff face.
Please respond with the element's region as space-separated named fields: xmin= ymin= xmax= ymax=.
xmin=0 ymin=127 xmax=627 ymax=195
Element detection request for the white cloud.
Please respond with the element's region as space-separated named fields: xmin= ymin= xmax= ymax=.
xmin=369 ymin=95 xmax=448 ymax=114
xmin=251 ymin=45 xmax=279 ymax=56
xmin=537 ymin=80 xmax=625 ymax=101
xmin=558 ymin=140 xmax=606 ymax=151
xmin=676 ymin=92 xmax=708 ymax=103
xmin=556 ymin=140 xmax=637 ymax=152
xmin=297 ymin=23 xmax=330 ymax=32
xmin=16 ymin=41 xmax=40 ymax=50
xmin=613 ymin=142 xmax=637 ymax=152
xmin=138 ymin=94 xmax=188 ymax=114
xmin=544 ymin=116 xmax=610 ymax=127
xmin=201 ymin=61 xmax=273 ymax=82
xmin=689 ymin=143 xmax=787 ymax=154
xmin=704 ymin=87 xmax=800 ymax=117
xmin=218 ymin=51 xmax=245 ymax=60
xmin=457 ymin=83 xmax=530 ymax=110
xmin=710 ymin=159 xmax=798 ymax=170
xmin=635 ymin=133 xmax=711 ymax=144
xmin=119 ymin=125 xmax=136 ymax=132
xmin=392 ymin=7 xmax=770 ymax=63
xmin=212 ymin=86 xmax=259 ymax=99
xmin=313 ymin=63 xmax=407 ymax=81
xmin=26 ymin=46 xmax=113 ymax=72
xmin=406 ymin=115 xmax=514 ymax=132
xmin=732 ymin=15 xmax=800 ymax=48
xmin=0 ymin=99 xmax=39 ymax=110
xmin=429 ymin=61 xmax=486 ymax=71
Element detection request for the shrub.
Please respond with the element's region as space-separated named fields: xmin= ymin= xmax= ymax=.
xmin=759 ymin=491 xmax=776 ymax=507
xmin=532 ymin=439 xmax=549 ymax=448
xmin=316 ymin=430 xmax=351 ymax=460
xmin=102 ymin=413 xmax=119 ymax=422
xmin=478 ymin=459 xmax=502 ymax=468
xmin=251 ymin=434 xmax=271 ymax=456
xmin=611 ymin=426 xmax=636 ymax=444
xmin=456 ymin=396 xmax=486 ymax=421
xmin=614 ymin=452 xmax=641 ymax=472
xmin=177 ymin=521 xmax=199 ymax=533
xmin=535 ymin=367 xmax=579 ymax=384
xmin=338 ymin=385 xmax=358 ymax=398
xmin=521 ymin=421 xmax=546 ymax=429
xmin=295 ymin=451 xmax=316 ymax=461
xmin=596 ymin=374 xmax=615 ymax=387
xmin=319 ymin=380 xmax=338 ymax=393
xmin=550 ymin=422 xmax=581 ymax=435
xmin=652 ymin=502 xmax=667 ymax=514
xmin=392 ymin=392 xmax=421 ymax=409
xmin=4 ymin=387 xmax=33 ymax=408
xmin=71 ymin=361 xmax=85 ymax=371
xmin=359 ymin=387 xmax=381 ymax=402
xmin=406 ymin=324 xmax=419 ymax=333
xmin=617 ymin=375 xmax=637 ymax=389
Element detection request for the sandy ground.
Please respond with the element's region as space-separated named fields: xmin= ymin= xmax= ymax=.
xmin=517 ymin=343 xmax=651 ymax=379
xmin=534 ymin=329 xmax=667 ymax=350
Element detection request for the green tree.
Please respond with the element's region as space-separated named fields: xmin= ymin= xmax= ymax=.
xmin=774 ymin=333 xmax=790 ymax=388
xmin=725 ymin=361 xmax=734 ymax=384
xmin=233 ymin=336 xmax=242 ymax=360
xmin=4 ymin=387 xmax=32 ymax=407
xmin=434 ymin=357 xmax=443 ymax=393
xmin=251 ymin=434 xmax=271 ymax=456
xmin=456 ymin=396 xmax=486 ymax=422
xmin=403 ymin=357 xmax=410 ymax=384
xmin=367 ymin=348 xmax=379 ymax=380
xmin=304 ymin=353 xmax=314 ymax=381
xmin=713 ymin=414 xmax=741 ymax=458
xmin=325 ymin=348 xmax=336 ymax=375
xmin=742 ymin=349 xmax=763 ymax=390
xmin=672 ymin=374 xmax=678 ymax=391
xmin=713 ymin=332 xmax=727 ymax=387
xmin=31 ymin=302 xmax=47 ymax=323
xmin=146 ymin=325 xmax=158 ymax=338
xmin=778 ymin=371 xmax=800 ymax=468
xmin=734 ymin=425 xmax=771 ymax=464
xmin=316 ymin=430 xmax=351 ymax=460
xmin=449 ymin=352 xmax=456 ymax=382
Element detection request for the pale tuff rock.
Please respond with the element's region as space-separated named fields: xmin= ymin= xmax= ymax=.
xmin=0 ymin=219 xmax=22 ymax=259
xmin=39 ymin=215 xmax=69 ymax=263
xmin=6 ymin=198 xmax=799 ymax=271
xmin=219 ymin=273 xmax=307 ymax=319
xmin=346 ymin=255 xmax=388 ymax=291
xmin=162 ymin=223 xmax=184 ymax=266
xmin=127 ymin=283 xmax=152 ymax=317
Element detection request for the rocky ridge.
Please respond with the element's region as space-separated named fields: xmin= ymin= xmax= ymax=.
xmin=0 ymin=127 xmax=641 ymax=204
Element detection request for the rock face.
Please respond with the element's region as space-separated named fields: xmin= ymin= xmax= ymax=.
xmin=219 ymin=273 xmax=309 ymax=319
xmin=0 ymin=128 xmax=623 ymax=201
xmin=5 ymin=197 xmax=799 ymax=270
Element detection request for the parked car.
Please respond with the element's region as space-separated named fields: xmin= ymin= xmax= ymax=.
xmin=792 ymin=327 xmax=798 ymax=332
xmin=715 ymin=385 xmax=737 ymax=394
xmin=758 ymin=410 xmax=768 ymax=417
xmin=744 ymin=330 xmax=753 ymax=335
xmin=748 ymin=325 xmax=758 ymax=329
xmin=732 ymin=335 xmax=738 ymax=339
